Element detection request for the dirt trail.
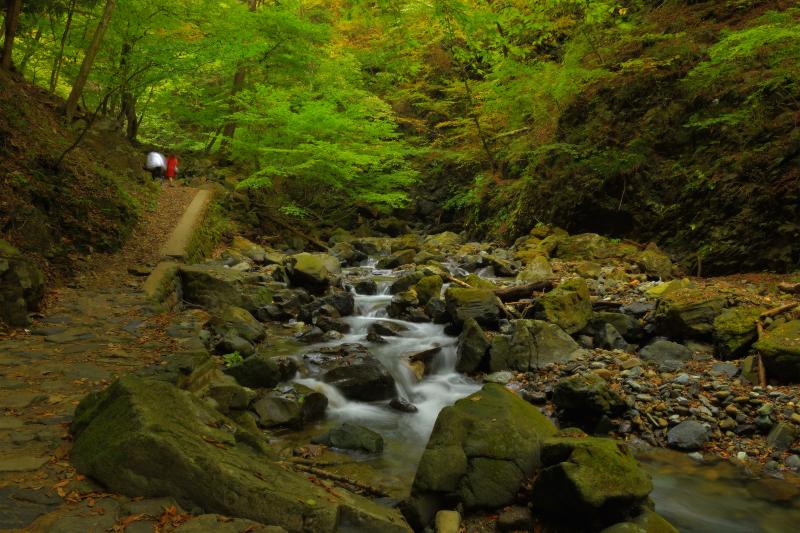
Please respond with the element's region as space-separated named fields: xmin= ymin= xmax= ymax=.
xmin=0 ymin=186 xmax=199 ymax=531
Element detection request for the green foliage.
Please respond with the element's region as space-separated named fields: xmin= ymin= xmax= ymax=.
xmin=222 ymin=352 xmax=244 ymax=368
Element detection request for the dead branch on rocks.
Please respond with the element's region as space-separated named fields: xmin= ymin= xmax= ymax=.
xmin=760 ymin=302 xmax=799 ymax=319
xmin=283 ymin=462 xmax=390 ymax=497
xmin=493 ymin=281 xmax=554 ymax=302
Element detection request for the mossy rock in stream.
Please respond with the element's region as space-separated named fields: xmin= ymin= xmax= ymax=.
xmin=489 ymin=319 xmax=580 ymax=372
xmin=70 ymin=376 xmax=411 ymax=533
xmin=600 ymin=510 xmax=679 ymax=533
xmin=713 ymin=306 xmax=763 ymax=359
xmin=532 ymin=434 xmax=653 ymax=530
xmin=533 ymin=278 xmax=592 ymax=334
xmin=414 ymin=275 xmax=443 ymax=306
xmin=405 ymin=384 xmax=557 ymax=529
xmin=444 ymin=287 xmax=502 ymax=330
xmin=754 ymin=320 xmax=800 ymax=383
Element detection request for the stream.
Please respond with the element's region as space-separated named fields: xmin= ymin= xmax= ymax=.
xmin=269 ymin=261 xmax=800 ymax=531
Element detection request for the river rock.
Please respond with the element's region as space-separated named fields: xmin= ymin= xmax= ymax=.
xmin=70 ymin=376 xmax=410 ymax=532
xmin=390 ymin=272 xmax=425 ymax=294
xmin=455 ymin=318 xmax=490 ymax=373
xmin=600 ymin=510 xmax=679 ymax=533
xmin=496 ymin=506 xmax=532 ymax=532
xmin=314 ymin=423 xmax=384 ymax=454
xmin=516 ymin=255 xmax=553 ymax=284
xmin=595 ymin=323 xmax=628 ymax=351
xmin=231 ymin=236 xmax=267 ymax=263
xmin=444 ymin=287 xmax=502 ymax=330
xmin=405 ymin=384 xmax=556 ymax=528
xmin=639 ymin=340 xmax=692 ymax=369
xmin=369 ymin=320 xmax=408 ymax=337
xmin=667 ymin=420 xmax=709 ymax=450
xmin=0 ymin=239 xmax=45 ymax=327
xmin=767 ymin=422 xmax=798 ymax=450
xmin=207 ymin=306 xmax=265 ymax=343
xmin=636 ymin=243 xmax=673 ymax=280
xmin=179 ymin=264 xmax=273 ymax=312
xmin=320 ymin=348 xmax=397 ymax=401
xmin=251 ymin=384 xmax=327 ymax=428
xmin=415 ymin=275 xmax=443 ymax=306
xmin=388 ymin=290 xmax=427 ymax=322
xmin=592 ymin=312 xmax=645 ymax=342
xmin=753 ymin=320 xmax=800 ymax=382
xmin=224 ymin=355 xmax=298 ymax=389
xmin=654 ymin=288 xmax=725 ymax=339
xmin=489 ymin=320 xmax=580 ymax=372
xmin=552 ymin=373 xmax=626 ymax=432
xmin=286 ymin=253 xmax=341 ymax=294
xmin=422 ymin=232 xmax=463 ymax=254
xmin=554 ymin=233 xmax=615 ymax=261
xmin=532 ymin=435 xmax=652 ymax=529
xmin=713 ymin=307 xmax=762 ymax=359
xmin=533 ymin=278 xmax=592 ymax=334
xmin=434 ymin=510 xmax=461 ymax=533
xmin=377 ymin=249 xmax=417 ymax=269
xmin=354 ymin=279 xmax=377 ymax=295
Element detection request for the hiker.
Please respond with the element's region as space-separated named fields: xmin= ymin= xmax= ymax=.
xmin=145 ymin=151 xmax=167 ymax=185
xmin=165 ymin=154 xmax=179 ymax=187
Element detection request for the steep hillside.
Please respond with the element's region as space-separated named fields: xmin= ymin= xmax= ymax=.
xmin=0 ymin=70 xmax=155 ymax=281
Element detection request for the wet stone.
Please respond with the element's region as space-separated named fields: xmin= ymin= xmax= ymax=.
xmin=44 ymin=329 xmax=97 ymax=343
xmin=0 ymin=454 xmax=50 ymax=472
xmin=1 ymin=392 xmax=48 ymax=410
xmin=0 ymin=487 xmax=62 ymax=529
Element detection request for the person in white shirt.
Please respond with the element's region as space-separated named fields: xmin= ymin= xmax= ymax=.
xmin=144 ymin=151 xmax=167 ymax=185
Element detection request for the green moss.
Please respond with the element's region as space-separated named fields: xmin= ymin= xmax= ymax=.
xmin=186 ymin=200 xmax=232 ymax=263
xmin=713 ymin=306 xmax=763 ymax=358
xmin=534 ymin=277 xmax=592 ymax=334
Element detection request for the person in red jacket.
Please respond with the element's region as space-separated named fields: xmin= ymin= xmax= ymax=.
xmin=165 ymin=154 xmax=179 ymax=187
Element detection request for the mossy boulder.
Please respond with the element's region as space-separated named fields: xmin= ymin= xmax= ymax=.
xmin=0 ymin=239 xmax=45 ymax=326
xmin=286 ymin=253 xmax=341 ymax=294
xmin=251 ymin=384 xmax=327 ymax=429
xmin=489 ymin=320 xmax=580 ymax=372
xmin=713 ymin=306 xmax=763 ymax=359
xmin=532 ymin=435 xmax=653 ymax=529
xmin=224 ymin=354 xmax=297 ymax=389
xmin=591 ymin=312 xmax=645 ymax=342
xmin=516 ymin=255 xmax=553 ymax=284
xmin=422 ymin=232 xmax=463 ymax=254
xmin=70 ymin=376 xmax=410 ymax=533
xmin=415 ymin=275 xmax=443 ymax=306
xmin=534 ymin=278 xmax=592 ymax=334
xmin=444 ymin=287 xmax=502 ymax=330
xmin=179 ymin=264 xmax=272 ymax=313
xmin=207 ymin=306 xmax=265 ymax=343
xmin=377 ymin=249 xmax=417 ymax=269
xmin=654 ymin=288 xmax=725 ymax=339
xmin=315 ymin=423 xmax=384 ymax=454
xmin=552 ymin=373 xmax=627 ymax=432
xmin=405 ymin=384 xmax=557 ymax=529
xmin=231 ymin=236 xmax=267 ymax=263
xmin=456 ymin=318 xmax=491 ymax=373
xmin=600 ymin=510 xmax=679 ymax=533
xmin=463 ymin=274 xmax=496 ymax=289
xmin=754 ymin=320 xmax=800 ymax=382
xmin=636 ymin=244 xmax=673 ymax=280
xmin=644 ymin=278 xmax=691 ymax=298
xmin=555 ymin=233 xmax=616 ymax=260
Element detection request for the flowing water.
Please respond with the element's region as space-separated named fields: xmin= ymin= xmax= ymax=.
xmin=271 ymin=261 xmax=800 ymax=530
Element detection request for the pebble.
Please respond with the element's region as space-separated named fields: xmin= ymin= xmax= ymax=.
xmin=688 ymin=452 xmax=704 ymax=462
xmin=785 ymin=455 xmax=800 ymax=470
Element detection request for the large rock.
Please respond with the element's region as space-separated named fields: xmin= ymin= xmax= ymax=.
xmin=225 ymin=355 xmax=297 ymax=389
xmin=310 ymin=344 xmax=397 ymax=401
xmin=600 ymin=511 xmax=679 ymax=533
xmin=377 ymin=249 xmax=417 ymax=269
xmin=667 ymin=420 xmax=709 ymax=451
xmin=405 ymin=384 xmax=557 ymax=528
xmin=456 ymin=318 xmax=490 ymax=373
xmin=286 ymin=253 xmax=341 ymax=294
xmin=179 ymin=264 xmax=272 ymax=312
xmin=315 ymin=423 xmax=384 ymax=454
xmin=713 ymin=307 xmax=762 ymax=359
xmin=533 ymin=278 xmax=592 ymax=334
xmin=251 ymin=384 xmax=327 ymax=429
xmin=636 ymin=244 xmax=672 ymax=280
xmin=592 ymin=312 xmax=645 ymax=342
xmin=654 ymin=288 xmax=725 ymax=339
xmin=444 ymin=288 xmax=502 ymax=330
xmin=231 ymin=236 xmax=267 ymax=263
xmin=207 ymin=306 xmax=265 ymax=343
xmin=754 ymin=320 xmax=800 ymax=382
xmin=489 ymin=320 xmax=580 ymax=372
xmin=515 ymin=255 xmax=553 ymax=284
xmin=422 ymin=232 xmax=463 ymax=254
xmin=639 ymin=340 xmax=692 ymax=367
xmin=415 ymin=275 xmax=443 ymax=306
xmin=532 ymin=435 xmax=653 ymax=529
xmin=0 ymin=240 xmax=45 ymax=326
xmin=552 ymin=373 xmax=626 ymax=432
xmin=554 ymin=233 xmax=618 ymax=261
xmin=70 ymin=376 xmax=410 ymax=533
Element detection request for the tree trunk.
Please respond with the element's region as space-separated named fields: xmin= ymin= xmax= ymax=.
xmin=1 ymin=0 xmax=23 ymax=71
xmin=118 ymin=41 xmax=138 ymax=140
xmin=50 ymin=0 xmax=77 ymax=92
xmin=64 ymin=0 xmax=117 ymax=122
xmin=219 ymin=0 xmax=258 ymax=153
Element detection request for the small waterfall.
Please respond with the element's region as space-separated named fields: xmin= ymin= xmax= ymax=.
xmin=294 ymin=263 xmax=480 ymax=447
